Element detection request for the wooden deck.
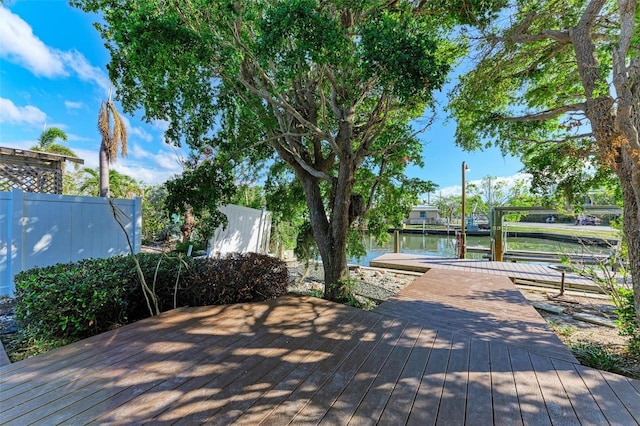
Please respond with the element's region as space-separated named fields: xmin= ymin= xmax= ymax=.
xmin=371 ymin=253 xmax=600 ymax=292
xmin=2 ymin=269 xmax=639 ymax=425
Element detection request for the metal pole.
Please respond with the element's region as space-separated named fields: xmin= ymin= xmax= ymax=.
xmin=460 ymin=161 xmax=466 ymax=259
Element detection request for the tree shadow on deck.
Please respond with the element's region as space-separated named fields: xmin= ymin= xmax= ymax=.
xmin=1 ymin=295 xmax=639 ymax=424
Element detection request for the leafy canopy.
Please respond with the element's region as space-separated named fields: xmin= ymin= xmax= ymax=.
xmin=73 ymin=0 xmax=477 ymax=298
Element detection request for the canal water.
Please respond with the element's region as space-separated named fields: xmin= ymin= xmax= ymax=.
xmin=349 ymin=233 xmax=613 ymax=267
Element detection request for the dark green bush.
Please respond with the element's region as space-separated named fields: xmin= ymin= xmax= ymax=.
xmin=15 ymin=257 xmax=130 ymax=339
xmin=14 ymin=252 xmax=289 ymax=341
xmin=179 ymin=252 xmax=290 ymax=306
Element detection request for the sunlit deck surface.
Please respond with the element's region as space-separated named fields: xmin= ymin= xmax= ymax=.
xmin=2 ymin=268 xmax=639 ymax=425
xmin=371 ymin=253 xmax=599 ymax=291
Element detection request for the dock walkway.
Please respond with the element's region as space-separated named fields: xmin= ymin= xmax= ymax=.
xmin=1 ymin=267 xmax=638 ymax=424
xmin=370 ymin=253 xmax=601 ymax=292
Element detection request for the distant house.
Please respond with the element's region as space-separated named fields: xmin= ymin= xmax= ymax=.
xmin=405 ymin=205 xmax=439 ymax=225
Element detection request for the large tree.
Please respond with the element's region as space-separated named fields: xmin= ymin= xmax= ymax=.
xmin=448 ymin=0 xmax=640 ymax=322
xmin=73 ymin=0 xmax=497 ymax=301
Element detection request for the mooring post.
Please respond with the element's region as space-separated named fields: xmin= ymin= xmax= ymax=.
xmin=394 ymin=230 xmax=400 ymax=253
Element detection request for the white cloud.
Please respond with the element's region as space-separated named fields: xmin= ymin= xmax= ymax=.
xmin=110 ymin=143 xmax=184 ymax=185
xmin=65 ymin=101 xmax=86 ymax=111
xmin=70 ymin=148 xmax=98 ymax=169
xmin=129 ymin=143 xmax=152 ymax=160
xmin=151 ymin=119 xmax=170 ymax=132
xmin=113 ymin=163 xmax=180 ymax=186
xmin=436 ymin=173 xmax=531 ymax=197
xmin=60 ymin=50 xmax=111 ymax=93
xmin=0 ymin=7 xmax=66 ymax=77
xmin=0 ymin=6 xmax=110 ymax=93
xmin=0 ymin=97 xmax=46 ymax=124
xmin=119 ymin=115 xmax=153 ymax=142
xmin=152 ymin=150 xmax=183 ymax=171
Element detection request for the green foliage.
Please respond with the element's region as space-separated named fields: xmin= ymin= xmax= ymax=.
xmin=164 ymin=158 xmax=236 ymax=238
xmin=74 ymin=167 xmax=143 ymax=198
xmin=72 ymin=0 xmax=469 ymax=300
xmin=569 ymin=342 xmax=628 ymax=376
xmin=359 ymin=7 xmax=452 ymax=102
xmin=175 ymin=239 xmax=205 ymax=253
xmin=14 ymin=253 xmax=289 ymax=342
xmin=447 ymin=0 xmax=628 ymax=202
xmin=264 ymin=161 xmax=307 ymax=254
xmin=294 ymin=221 xmax=320 ymax=264
xmin=31 ymin=127 xmax=78 ymax=159
xmin=615 ymin=288 xmax=639 ymax=337
xmin=142 ymin=185 xmax=179 ymax=243
xmin=14 ymin=257 xmax=137 ymax=340
xmin=230 ymin=185 xmax=265 ymax=209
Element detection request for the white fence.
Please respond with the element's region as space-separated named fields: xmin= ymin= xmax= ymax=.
xmin=0 ymin=189 xmax=142 ymax=296
xmin=208 ymin=204 xmax=272 ymax=256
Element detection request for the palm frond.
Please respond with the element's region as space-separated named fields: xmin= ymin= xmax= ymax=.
xmin=106 ymin=101 xmax=128 ymax=162
xmin=109 ymin=102 xmax=127 ymax=157
xmin=98 ymin=101 xmax=112 ymax=159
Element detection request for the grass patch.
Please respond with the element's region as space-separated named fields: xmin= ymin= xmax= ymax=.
xmin=504 ymin=222 xmax=617 ymax=239
xmin=549 ymin=321 xmax=578 ymax=337
xmin=568 ymin=342 xmax=636 ymax=377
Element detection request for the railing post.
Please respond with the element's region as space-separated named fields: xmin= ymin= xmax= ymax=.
xmin=394 ymin=230 xmax=400 ymax=253
xmin=492 ymin=208 xmax=504 ymax=261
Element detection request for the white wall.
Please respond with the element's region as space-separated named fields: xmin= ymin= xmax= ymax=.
xmin=208 ymin=204 xmax=271 ymax=256
xmin=0 ymin=189 xmax=141 ymax=296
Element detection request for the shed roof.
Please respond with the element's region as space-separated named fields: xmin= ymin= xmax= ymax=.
xmin=0 ymin=146 xmax=85 ymax=164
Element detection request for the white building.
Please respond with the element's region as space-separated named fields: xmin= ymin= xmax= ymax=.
xmin=405 ymin=205 xmax=439 ymax=225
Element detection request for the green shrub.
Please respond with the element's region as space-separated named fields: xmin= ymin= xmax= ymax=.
xmin=15 ymin=257 xmax=133 ymax=339
xmin=14 ymin=252 xmax=289 ymax=342
xmin=614 ymin=287 xmax=638 ymax=337
xmin=177 ymin=252 xmax=290 ymax=306
xmin=569 ymin=342 xmax=628 ymax=376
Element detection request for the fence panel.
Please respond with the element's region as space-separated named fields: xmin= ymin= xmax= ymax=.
xmin=0 ymin=189 xmax=141 ymax=296
xmin=208 ymin=204 xmax=272 ymax=256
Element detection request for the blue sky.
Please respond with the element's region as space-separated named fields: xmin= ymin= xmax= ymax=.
xmin=1 ymin=1 xmax=525 ymax=195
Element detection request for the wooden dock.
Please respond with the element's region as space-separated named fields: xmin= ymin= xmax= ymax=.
xmin=370 ymin=253 xmax=602 ymax=293
xmin=1 ymin=269 xmax=639 ymax=424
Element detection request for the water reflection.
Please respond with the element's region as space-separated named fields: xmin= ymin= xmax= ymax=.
xmin=350 ymin=233 xmax=612 ymax=267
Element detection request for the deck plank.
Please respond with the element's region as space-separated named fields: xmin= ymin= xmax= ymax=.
xmin=508 ymin=347 xmax=551 ymax=425
xmin=254 ymin=313 xmax=390 ymax=425
xmin=435 ymin=332 xmax=471 ymax=425
xmin=406 ymin=328 xmax=455 ymax=426
xmin=489 ymin=343 xmax=523 ymax=426
xmin=465 ymin=338 xmax=493 ymax=426
xmin=528 ymin=352 xmax=580 ymax=425
xmin=575 ymin=364 xmax=640 ymax=424
xmin=550 ymin=358 xmax=609 ymax=425
xmin=373 ymin=326 xmax=437 ymax=426
xmin=290 ymin=318 xmax=406 ymax=424
xmin=319 ymin=321 xmax=417 ymax=425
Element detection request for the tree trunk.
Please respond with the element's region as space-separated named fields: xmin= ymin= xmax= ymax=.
xmin=99 ymin=142 xmax=109 ymax=197
xmin=299 ymin=172 xmax=351 ymax=302
xmin=180 ymin=206 xmax=196 ymax=244
xmin=619 ymin=149 xmax=640 ymax=327
xmin=571 ymin=12 xmax=640 ymax=327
